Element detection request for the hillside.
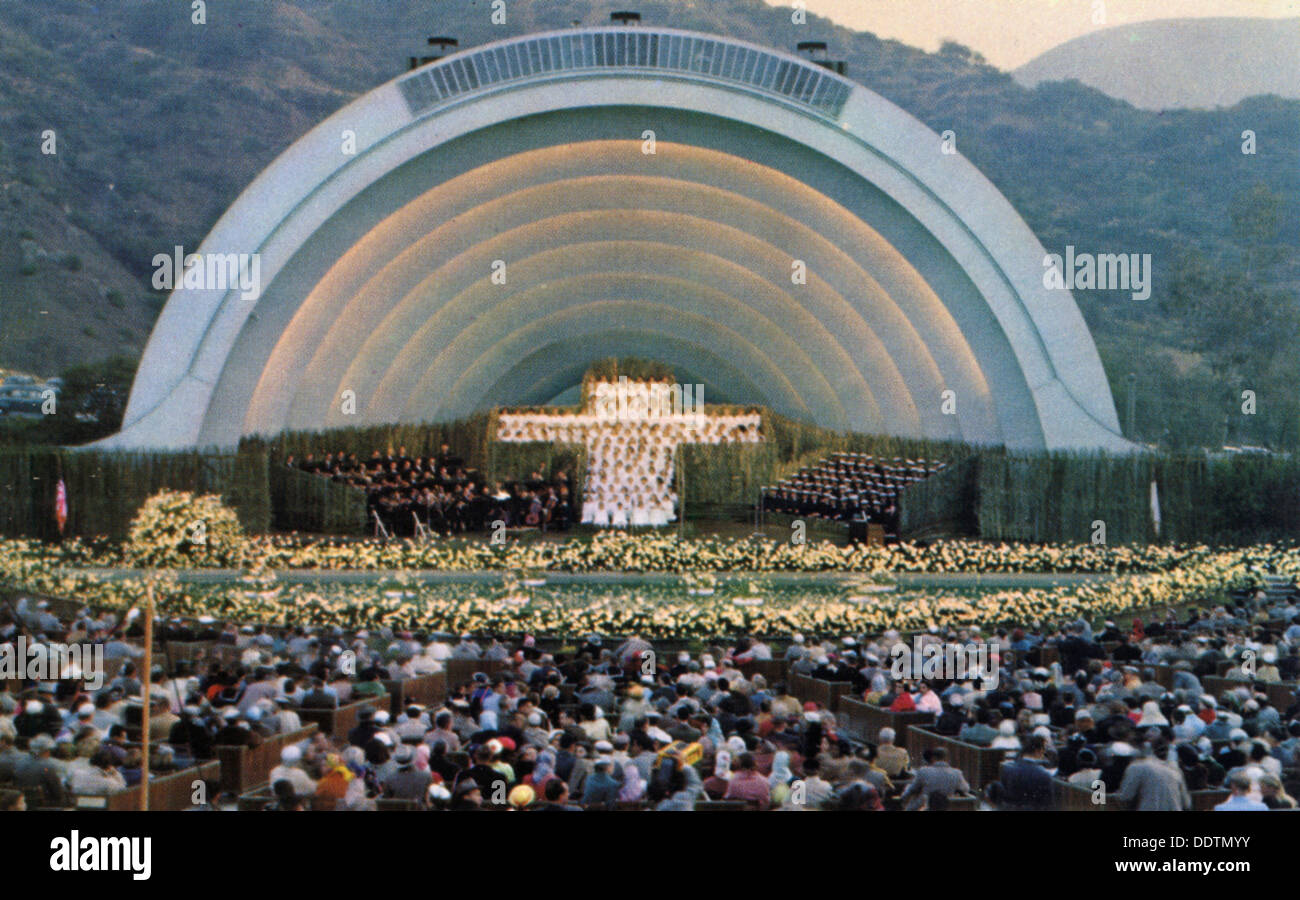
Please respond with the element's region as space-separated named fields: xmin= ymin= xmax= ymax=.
xmin=0 ymin=0 xmax=1296 ymax=449
xmin=1015 ymin=17 xmax=1300 ymax=110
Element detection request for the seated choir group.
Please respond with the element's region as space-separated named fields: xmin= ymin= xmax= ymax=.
xmin=763 ymin=452 xmax=944 ymax=532
xmin=289 ymin=445 xmax=573 ymax=535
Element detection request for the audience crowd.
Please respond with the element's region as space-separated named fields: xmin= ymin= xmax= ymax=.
xmin=4 ymin=583 xmax=1300 ymax=812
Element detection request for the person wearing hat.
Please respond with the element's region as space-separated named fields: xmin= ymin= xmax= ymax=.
xmin=214 ymin=708 xmax=260 ymax=748
xmin=581 ymin=755 xmax=623 ymax=808
xmin=507 ymin=783 xmax=536 ymax=810
xmin=381 ymin=743 xmax=433 ymax=806
xmin=270 ymin=745 xmax=317 ymax=798
xmin=395 ymin=705 xmax=429 ymax=742
xmin=14 ymin=734 xmax=67 ymax=806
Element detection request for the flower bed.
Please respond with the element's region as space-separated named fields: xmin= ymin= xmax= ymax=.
xmin=2 ymin=535 xmax=1295 ymax=638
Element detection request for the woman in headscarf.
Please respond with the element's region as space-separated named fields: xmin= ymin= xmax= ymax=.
xmin=618 ymin=762 xmax=646 ymax=803
xmin=768 ymin=750 xmax=795 ymax=805
xmin=1136 ymin=700 xmax=1169 ymax=729
xmin=414 ymin=743 xmax=433 ymax=776
xmin=702 ymin=750 xmax=733 ymax=799
xmin=529 ymin=747 xmax=558 ymax=792
xmin=703 ymin=716 xmax=725 ymax=754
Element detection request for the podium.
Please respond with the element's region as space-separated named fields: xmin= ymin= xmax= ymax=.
xmin=849 ymin=520 xmax=885 ymax=547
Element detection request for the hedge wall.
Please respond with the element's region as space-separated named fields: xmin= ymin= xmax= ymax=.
xmin=269 ymin=463 xmax=367 ymax=535
xmin=0 ymin=446 xmax=270 ymax=541
xmin=898 ymin=456 xmax=979 ymax=539
xmin=246 ymin=413 xmax=494 ymax=471
xmin=898 ymin=450 xmax=1300 ymax=545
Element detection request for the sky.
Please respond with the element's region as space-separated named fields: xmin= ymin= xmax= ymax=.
xmin=764 ymin=0 xmax=1300 ymax=69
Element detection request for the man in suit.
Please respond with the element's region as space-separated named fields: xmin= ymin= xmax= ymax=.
xmin=1115 ymin=739 xmax=1191 ymax=810
xmin=381 ymin=744 xmax=433 ymax=807
xmin=994 ymin=734 xmax=1054 ymax=809
xmin=898 ymin=747 xmax=969 ymax=810
xmin=299 ymin=678 xmax=338 ymax=710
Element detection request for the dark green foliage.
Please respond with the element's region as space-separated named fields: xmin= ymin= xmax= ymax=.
xmin=901 ymin=449 xmax=1300 ymax=544
xmin=247 ymin=413 xmax=494 ymax=471
xmin=0 ymin=446 xmax=269 ymax=541
xmin=268 ymin=463 xmax=366 ymax=535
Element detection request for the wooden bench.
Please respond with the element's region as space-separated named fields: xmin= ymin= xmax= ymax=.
xmin=291 ymin=695 xmax=387 ymax=738
xmin=383 ymin=672 xmax=448 ymax=715
xmin=445 ymin=657 xmax=509 ymax=685
xmin=1190 ymin=788 xmax=1232 ymax=811
xmin=694 ymin=800 xmax=750 ymax=811
xmin=1053 ymin=777 xmax=1116 ymax=811
xmin=736 ymin=659 xmax=787 ymax=683
xmin=932 ymin=793 xmax=979 ymax=811
xmin=1201 ymin=675 xmax=1249 ymax=698
xmin=839 ymin=695 xmax=934 ymax=746
xmin=214 ymin=724 xmax=320 ymax=794
xmin=905 ymin=727 xmax=1010 ymax=793
xmin=236 ymin=786 xmax=338 ymax=811
xmin=73 ymin=760 xmax=222 ymax=811
xmin=164 ymin=641 xmax=217 ymax=671
xmin=1265 ymin=681 xmax=1298 ymax=709
xmin=1054 ymin=778 xmax=1231 ymax=811
xmin=788 ymin=673 xmax=851 ymax=713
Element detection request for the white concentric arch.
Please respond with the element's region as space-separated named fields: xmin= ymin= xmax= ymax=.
xmin=102 ymin=25 xmax=1129 ymax=452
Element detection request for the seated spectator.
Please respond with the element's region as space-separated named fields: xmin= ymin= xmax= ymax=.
xmin=899 ymin=747 xmax=969 ymax=811
xmin=1215 ymin=772 xmax=1269 ymax=811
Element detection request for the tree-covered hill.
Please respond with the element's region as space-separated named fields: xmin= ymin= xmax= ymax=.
xmin=0 ymin=0 xmax=1295 ymax=448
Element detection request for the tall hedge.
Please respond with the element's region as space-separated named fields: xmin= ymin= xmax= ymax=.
xmin=899 ymin=449 xmax=1300 ymax=544
xmin=0 ymin=446 xmax=270 ymax=541
xmin=898 ymin=456 xmax=979 ymax=539
xmin=268 ymin=463 xmax=367 ymax=535
xmin=247 ymin=413 xmax=494 ymax=471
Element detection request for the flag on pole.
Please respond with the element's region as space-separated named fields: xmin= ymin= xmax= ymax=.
xmin=1149 ymin=480 xmax=1161 ymax=539
xmin=55 ymin=478 xmax=68 ymax=534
